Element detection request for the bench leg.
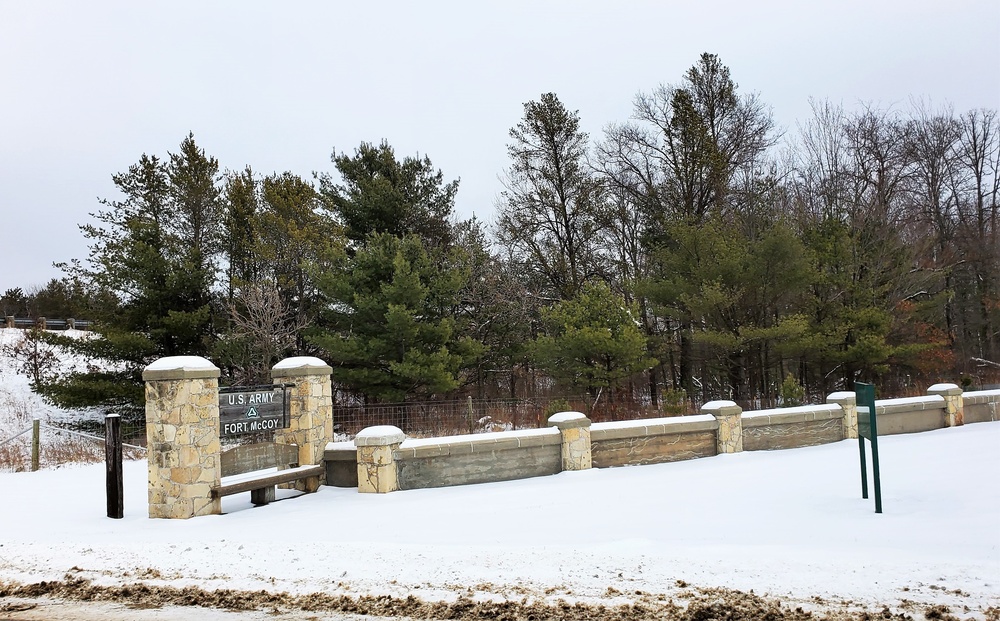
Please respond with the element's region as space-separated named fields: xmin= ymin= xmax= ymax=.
xmin=250 ymin=486 xmax=276 ymax=506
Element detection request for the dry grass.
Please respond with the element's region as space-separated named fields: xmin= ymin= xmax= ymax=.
xmin=0 ymin=383 xmax=143 ymax=472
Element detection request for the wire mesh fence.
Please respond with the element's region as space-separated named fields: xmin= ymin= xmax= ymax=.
xmin=0 ymin=417 xmax=145 ymax=472
xmin=331 ymin=395 xmax=683 ymax=440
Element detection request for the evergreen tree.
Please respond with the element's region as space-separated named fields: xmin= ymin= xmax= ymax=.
xmin=309 ymin=233 xmax=481 ymax=402
xmin=39 ymin=135 xmax=222 ymax=418
xmin=533 ymin=282 xmax=655 ymax=399
xmin=318 ymin=141 xmax=458 ymax=249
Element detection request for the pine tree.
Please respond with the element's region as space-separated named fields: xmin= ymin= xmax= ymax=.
xmin=309 ymin=233 xmax=481 ymax=402
xmin=38 ymin=134 xmax=222 ymax=419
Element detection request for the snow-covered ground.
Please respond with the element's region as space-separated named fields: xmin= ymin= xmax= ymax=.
xmin=0 ymin=422 xmax=997 ymax=617
xmin=1 ymin=327 xmax=998 ymax=617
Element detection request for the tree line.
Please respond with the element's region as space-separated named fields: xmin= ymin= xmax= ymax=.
xmin=10 ymin=53 xmax=997 ymax=419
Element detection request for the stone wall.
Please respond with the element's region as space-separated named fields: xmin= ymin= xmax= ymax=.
xmin=395 ymin=428 xmax=560 ymax=490
xmin=742 ymin=404 xmax=844 ymax=451
xmin=327 ymin=384 xmax=999 ymax=494
xmin=963 ymin=389 xmax=999 ymax=424
xmin=590 ymin=415 xmax=717 ymax=467
xmin=870 ymin=396 xmax=947 ymax=435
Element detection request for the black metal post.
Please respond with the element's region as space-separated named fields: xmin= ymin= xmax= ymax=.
xmin=105 ymin=414 xmax=124 ymax=519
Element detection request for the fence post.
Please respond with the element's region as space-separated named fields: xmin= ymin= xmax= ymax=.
xmin=467 ymin=396 xmax=474 ymax=434
xmin=105 ymin=414 xmax=123 ymax=519
xmin=31 ymin=419 xmax=40 ymax=471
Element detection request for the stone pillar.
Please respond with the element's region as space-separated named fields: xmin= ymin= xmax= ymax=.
xmin=4 ymin=316 xmax=13 ymax=329
xmin=142 ymin=356 xmax=222 ymax=519
xmin=355 ymin=426 xmax=405 ymax=493
xmin=827 ymin=391 xmax=858 ymax=439
xmin=272 ymin=356 xmax=333 ymax=492
xmin=703 ymin=400 xmax=743 ymax=454
xmin=547 ymin=411 xmax=592 ymax=471
xmin=928 ymin=383 xmax=964 ymax=427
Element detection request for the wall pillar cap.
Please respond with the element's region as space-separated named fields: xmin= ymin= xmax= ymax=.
xmin=355 ymin=425 xmax=405 ymax=446
xmin=702 ymin=400 xmax=742 ymax=417
xmin=827 ymin=391 xmax=857 ymax=405
xmin=272 ymin=356 xmax=333 ymax=378
xmin=547 ymin=411 xmax=591 ymax=429
xmin=927 ymin=383 xmax=962 ymax=396
xmin=142 ymin=356 xmax=220 ymax=381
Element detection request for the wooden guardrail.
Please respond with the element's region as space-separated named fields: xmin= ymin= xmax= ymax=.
xmin=3 ymin=316 xmax=90 ymax=330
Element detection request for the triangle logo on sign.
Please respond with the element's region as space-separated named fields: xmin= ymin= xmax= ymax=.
xmin=245 ymin=406 xmax=259 ymax=418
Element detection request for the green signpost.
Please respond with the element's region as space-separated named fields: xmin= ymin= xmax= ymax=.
xmin=854 ymin=381 xmax=883 ymax=513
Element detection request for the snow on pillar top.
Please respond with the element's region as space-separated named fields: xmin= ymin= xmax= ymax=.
xmin=547 ymin=411 xmax=591 ymax=429
xmin=355 ymin=425 xmax=406 ymax=446
xmin=927 ymin=383 xmax=962 ymax=396
xmin=827 ymin=391 xmax=857 ymax=405
xmin=271 ymin=356 xmax=333 ymax=378
xmin=702 ymin=400 xmax=742 ymax=418
xmin=142 ymin=356 xmax=220 ymax=381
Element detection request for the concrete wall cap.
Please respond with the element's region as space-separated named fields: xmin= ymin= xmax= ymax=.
xmin=326 ymin=440 xmax=356 ymax=451
xmin=547 ymin=411 xmax=591 ymax=428
xmin=827 ymin=391 xmax=856 ymax=404
xmin=355 ymin=425 xmax=405 ymax=446
xmin=927 ymin=383 xmax=962 ymax=396
xmin=142 ymin=356 xmax=220 ymax=381
xmin=271 ymin=356 xmax=333 ymax=377
xmin=743 ymin=403 xmax=841 ymax=419
xmin=702 ymin=400 xmax=742 ymax=417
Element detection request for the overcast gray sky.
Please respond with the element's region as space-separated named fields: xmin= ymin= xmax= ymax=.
xmin=2 ymin=0 xmax=998 ymax=295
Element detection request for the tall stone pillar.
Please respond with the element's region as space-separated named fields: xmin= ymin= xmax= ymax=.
xmin=142 ymin=356 xmax=222 ymax=519
xmin=703 ymin=400 xmax=743 ymax=454
xmin=272 ymin=356 xmax=334 ymax=492
xmin=928 ymin=383 xmax=964 ymax=427
xmin=547 ymin=411 xmax=592 ymax=471
xmin=827 ymin=391 xmax=859 ymax=439
xmin=355 ymin=426 xmax=405 ymax=493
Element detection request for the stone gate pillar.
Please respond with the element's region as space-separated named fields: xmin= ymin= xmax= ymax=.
xmin=356 ymin=426 xmax=405 ymax=493
xmin=703 ymin=400 xmax=743 ymax=454
xmin=272 ymin=356 xmax=333 ymax=492
xmin=928 ymin=383 xmax=964 ymax=427
xmin=142 ymin=356 xmax=222 ymax=519
xmin=827 ymin=391 xmax=859 ymax=439
xmin=547 ymin=411 xmax=592 ymax=471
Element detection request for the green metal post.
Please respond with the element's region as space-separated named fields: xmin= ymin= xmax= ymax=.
xmin=858 ymin=434 xmax=868 ymax=499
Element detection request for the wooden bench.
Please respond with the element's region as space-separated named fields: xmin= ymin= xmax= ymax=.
xmin=213 ymin=442 xmax=324 ymax=506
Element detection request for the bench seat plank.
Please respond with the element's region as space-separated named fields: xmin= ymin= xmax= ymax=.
xmin=213 ymin=464 xmax=324 ymax=497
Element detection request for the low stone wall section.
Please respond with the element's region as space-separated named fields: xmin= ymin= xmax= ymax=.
xmin=963 ymin=389 xmax=1000 ymax=424
xmin=324 ymin=442 xmax=359 ymax=488
xmin=871 ymin=396 xmax=947 ymax=435
xmin=393 ymin=428 xmax=561 ymax=490
xmin=590 ymin=415 xmax=717 ymax=468
xmin=326 ymin=384 xmax=999 ymax=494
xmin=742 ymin=404 xmax=844 ymax=451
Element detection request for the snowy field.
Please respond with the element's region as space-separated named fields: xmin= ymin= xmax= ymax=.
xmin=1 ymin=328 xmax=998 ymax=618
xmin=0 ymin=422 xmax=997 ymax=618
